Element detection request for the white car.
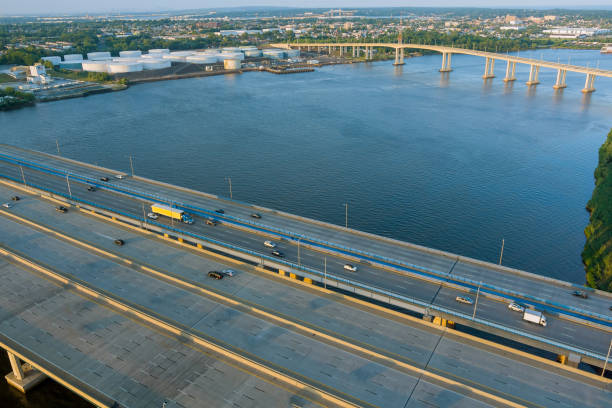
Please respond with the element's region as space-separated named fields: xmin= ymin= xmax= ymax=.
xmin=508 ymin=302 xmax=525 ymax=313
xmin=455 ymin=296 xmax=474 ymax=305
xmin=147 ymin=212 xmax=158 ymax=220
xmin=343 ymin=264 xmax=358 ymax=272
xmin=2 ymin=203 xmax=12 ymax=209
xmin=221 ymin=269 xmax=236 ymax=277
xmin=115 ymin=174 xmax=126 ymax=179
xmin=263 ymin=240 xmax=276 ymax=248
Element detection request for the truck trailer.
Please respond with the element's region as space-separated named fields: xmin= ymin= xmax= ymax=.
xmin=151 ymin=204 xmax=194 ymax=224
xmin=523 ymin=309 xmax=547 ymax=327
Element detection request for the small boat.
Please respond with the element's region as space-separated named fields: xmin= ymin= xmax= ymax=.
xmin=601 ymin=46 xmax=612 ymax=54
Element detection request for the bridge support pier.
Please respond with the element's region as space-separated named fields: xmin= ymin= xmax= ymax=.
xmin=503 ymin=61 xmax=516 ymax=82
xmin=526 ymin=64 xmax=540 ymax=86
xmin=439 ymin=52 xmax=452 ymax=72
xmin=393 ymin=47 xmax=405 ymax=66
xmin=582 ymin=73 xmax=596 ymax=93
xmin=5 ymin=351 xmax=47 ymax=393
xmin=482 ymin=57 xmax=495 ymax=79
xmin=553 ymin=69 xmax=567 ymax=89
xmin=352 ymin=46 xmax=356 ymax=58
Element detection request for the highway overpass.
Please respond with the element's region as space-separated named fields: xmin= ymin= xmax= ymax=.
xmin=0 ymin=179 xmax=611 ymax=407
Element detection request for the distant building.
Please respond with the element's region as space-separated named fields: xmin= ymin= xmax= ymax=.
xmin=543 ymin=27 xmax=611 ymax=39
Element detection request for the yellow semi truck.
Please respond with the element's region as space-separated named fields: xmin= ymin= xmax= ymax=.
xmin=151 ymin=204 xmax=194 ymax=224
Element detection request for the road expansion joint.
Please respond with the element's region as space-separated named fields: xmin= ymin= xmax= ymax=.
xmin=0 ymin=244 xmax=367 ymax=408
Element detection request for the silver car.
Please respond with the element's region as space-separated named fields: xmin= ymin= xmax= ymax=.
xmin=508 ymin=302 xmax=525 ymax=313
xmin=221 ymin=269 xmax=236 ymax=277
xmin=455 ymin=296 xmax=474 ymax=305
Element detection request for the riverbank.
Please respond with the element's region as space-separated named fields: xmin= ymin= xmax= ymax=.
xmin=583 ymin=129 xmax=612 ymax=292
xmin=0 ymin=87 xmax=35 ymax=110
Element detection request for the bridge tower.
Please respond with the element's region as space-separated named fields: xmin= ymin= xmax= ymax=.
xmin=439 ymin=52 xmax=452 ymax=72
xmin=393 ymin=32 xmax=405 ymax=66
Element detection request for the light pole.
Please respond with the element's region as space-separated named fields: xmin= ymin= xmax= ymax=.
xmin=297 ymin=238 xmax=301 ymax=266
xmin=56 ymin=140 xmax=61 ymax=155
xmin=344 ymin=203 xmax=348 ymax=229
xmin=324 ymin=257 xmax=327 ymax=289
xmin=142 ymin=202 xmax=147 ymax=229
xmin=602 ymin=339 xmax=612 ymax=377
xmin=19 ymin=165 xmax=27 ymax=187
xmin=226 ymin=176 xmax=232 ymax=199
xmin=129 ymin=156 xmax=135 ymax=177
xmin=65 ymin=174 xmax=72 ymax=199
xmin=472 ymin=282 xmax=481 ymax=320
xmin=499 ymin=238 xmax=505 ymax=265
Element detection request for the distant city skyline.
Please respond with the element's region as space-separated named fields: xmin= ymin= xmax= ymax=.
xmin=3 ymin=1 xmax=612 ymax=16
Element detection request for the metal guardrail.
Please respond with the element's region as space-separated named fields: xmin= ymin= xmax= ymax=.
xmin=0 ymin=172 xmax=608 ymax=362
xmin=1 ymin=152 xmax=610 ymax=327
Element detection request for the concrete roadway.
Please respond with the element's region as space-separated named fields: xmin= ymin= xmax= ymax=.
xmin=1 ymin=184 xmax=611 ymax=408
xmin=0 ymin=145 xmax=610 ymax=322
xmin=1 ymin=164 xmax=611 ymax=358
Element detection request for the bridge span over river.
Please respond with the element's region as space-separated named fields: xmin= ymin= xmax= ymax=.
xmin=271 ymin=42 xmax=612 ymax=93
xmin=0 ymin=144 xmax=611 ymax=407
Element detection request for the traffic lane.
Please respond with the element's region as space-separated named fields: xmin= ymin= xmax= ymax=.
xmin=433 ymin=287 xmax=612 ymax=355
xmin=6 ymin=185 xmax=609 ymax=408
xmin=5 ymin=158 xmax=610 ymax=322
xmin=5 ymin=167 xmax=612 ymax=354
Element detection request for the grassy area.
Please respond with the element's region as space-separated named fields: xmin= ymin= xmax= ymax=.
xmin=0 ymin=87 xmax=35 ymax=110
xmin=0 ymin=73 xmax=18 ymax=84
xmin=47 ymin=68 xmax=111 ymax=83
xmin=583 ymin=129 xmax=612 ymax=292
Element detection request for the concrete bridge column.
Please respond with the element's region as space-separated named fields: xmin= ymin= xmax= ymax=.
xmin=339 ymin=46 xmax=343 ymax=56
xmin=526 ymin=64 xmax=540 ymax=86
xmin=439 ymin=52 xmax=452 ymax=72
xmin=503 ymin=61 xmax=516 ymax=82
xmin=582 ymin=73 xmax=596 ymax=93
xmin=328 ymin=45 xmax=332 ymax=54
xmin=393 ymin=47 xmax=405 ymax=66
xmin=352 ymin=46 xmax=356 ymax=58
xmin=553 ymin=69 xmax=567 ymax=89
xmin=482 ymin=57 xmax=495 ymax=79
xmin=5 ymin=351 xmax=47 ymax=392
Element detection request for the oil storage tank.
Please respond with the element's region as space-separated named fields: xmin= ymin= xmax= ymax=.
xmin=148 ymin=49 xmax=170 ymax=56
xmin=87 ymin=52 xmax=112 ymax=61
xmin=107 ymin=61 xmax=143 ymax=73
xmin=223 ymin=58 xmax=241 ymax=70
xmin=218 ymin=52 xmax=244 ymax=61
xmin=82 ymin=61 xmax=109 ymax=73
xmin=185 ymin=55 xmax=218 ymax=64
xmin=141 ymin=59 xmax=171 ymax=70
xmin=286 ymin=49 xmax=300 ymax=58
xmin=63 ymin=54 xmax=83 ymax=61
xmin=244 ymin=49 xmax=262 ymax=58
xmin=42 ymin=56 xmax=61 ymax=65
xmin=263 ymin=49 xmax=286 ymax=59
xmin=119 ymin=50 xmax=142 ymax=58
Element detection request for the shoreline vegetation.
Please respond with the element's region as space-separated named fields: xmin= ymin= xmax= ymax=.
xmin=0 ymin=87 xmax=35 ymax=110
xmin=583 ymin=129 xmax=612 ymax=292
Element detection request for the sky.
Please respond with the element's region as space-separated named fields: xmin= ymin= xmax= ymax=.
xmin=3 ymin=1 xmax=612 ymax=16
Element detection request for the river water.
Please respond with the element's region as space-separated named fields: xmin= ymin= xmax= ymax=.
xmin=1 ymin=47 xmax=612 ymax=408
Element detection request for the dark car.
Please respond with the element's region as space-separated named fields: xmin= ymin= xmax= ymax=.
xmin=100 ymin=177 xmax=110 ymax=182
xmin=11 ymin=196 xmax=20 ymax=201
xmin=251 ymin=213 xmax=262 ymax=219
xmin=55 ymin=206 xmax=68 ymax=213
xmin=572 ymin=290 xmax=588 ymax=299
xmin=114 ymin=239 xmax=125 ymax=246
xmin=271 ymin=250 xmax=284 ymax=258
xmin=87 ymin=186 xmax=96 ymax=192
xmin=215 ymin=209 xmax=225 ymax=214
xmin=207 ymin=271 xmax=223 ymax=280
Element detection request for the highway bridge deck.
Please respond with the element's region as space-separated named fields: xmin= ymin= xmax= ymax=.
xmin=0 ymin=182 xmax=610 ymax=407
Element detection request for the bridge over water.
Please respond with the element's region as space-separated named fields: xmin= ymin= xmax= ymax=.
xmin=272 ymin=42 xmax=612 ymax=93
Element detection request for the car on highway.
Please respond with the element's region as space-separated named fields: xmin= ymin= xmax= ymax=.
xmin=207 ymin=271 xmax=223 ymax=280
xmin=215 ymin=209 xmax=225 ymax=214
xmin=264 ymin=240 xmax=277 ymax=248
xmin=271 ymin=250 xmax=284 ymax=258
xmin=114 ymin=239 xmax=124 ymax=246
xmin=115 ymin=174 xmax=126 ymax=180
xmin=100 ymin=177 xmax=110 ymax=182
xmin=572 ymin=290 xmax=588 ymax=299
xmin=221 ymin=269 xmax=235 ymax=277
xmin=251 ymin=213 xmax=262 ymax=219
xmin=55 ymin=206 xmax=68 ymax=213
xmin=87 ymin=186 xmax=96 ymax=192
xmin=11 ymin=196 xmax=20 ymax=201
xmin=2 ymin=202 xmax=12 ymax=209
xmin=205 ymin=218 xmax=218 ymax=226
xmin=147 ymin=212 xmax=158 ymax=220
xmin=508 ymin=302 xmax=525 ymax=313
xmin=455 ymin=296 xmax=474 ymax=305
xmin=343 ymin=264 xmax=358 ymax=272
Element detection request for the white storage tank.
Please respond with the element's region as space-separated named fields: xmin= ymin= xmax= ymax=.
xmin=87 ymin=52 xmax=111 ymax=61
xmin=239 ymin=46 xmax=258 ymax=51
xmin=223 ymin=58 xmax=241 ymax=70
xmin=244 ymin=49 xmax=262 ymax=58
xmin=286 ymin=49 xmax=300 ymax=58
xmin=119 ymin=50 xmax=142 ymax=58
xmin=148 ymin=48 xmax=170 ymax=55
xmin=222 ymin=47 xmax=242 ymax=53
xmin=141 ymin=59 xmax=171 ymax=70
xmin=107 ymin=62 xmax=143 ymax=73
xmin=59 ymin=61 xmax=82 ymax=70
xmin=185 ymin=55 xmax=218 ymax=64
xmin=218 ymin=52 xmax=244 ymax=61
xmin=112 ymin=57 xmax=140 ymax=63
xmin=63 ymin=54 xmax=83 ymax=61
xmin=82 ymin=61 xmax=109 ymax=73
xmin=263 ymin=49 xmax=286 ymax=59
xmin=42 ymin=56 xmax=61 ymax=65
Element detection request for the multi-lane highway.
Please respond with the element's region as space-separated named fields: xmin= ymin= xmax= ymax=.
xmin=0 ymin=144 xmax=611 ymax=364
xmin=1 ymin=182 xmax=610 ymax=407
